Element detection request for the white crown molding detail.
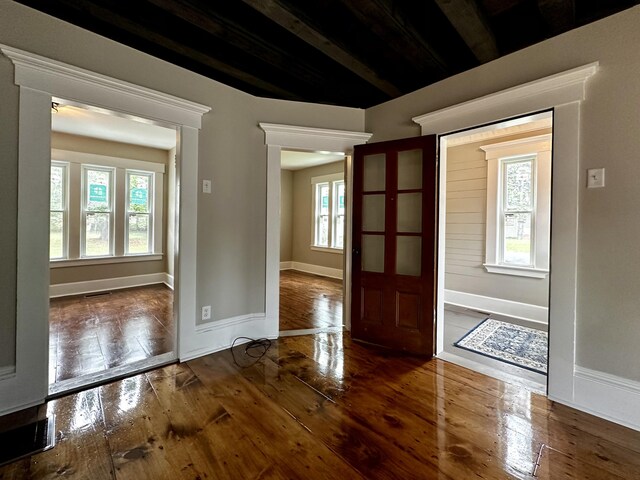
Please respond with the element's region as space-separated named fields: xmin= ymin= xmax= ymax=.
xmin=479 ymin=134 xmax=552 ymax=158
xmin=259 ymin=123 xmax=372 ymax=152
xmin=0 ymin=44 xmax=211 ymax=129
xmin=568 ymin=367 xmax=640 ymax=432
xmin=413 ymin=63 xmax=598 ymax=133
xmin=444 ymin=289 xmax=548 ymax=324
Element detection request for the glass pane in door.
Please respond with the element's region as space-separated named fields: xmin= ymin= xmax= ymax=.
xmin=363 ymin=153 xmax=386 ymax=191
xmin=397 ymin=193 xmax=422 ymax=233
xmin=396 ymin=236 xmax=421 ymax=276
xmin=362 ymin=235 xmax=384 ymax=273
xmin=362 ymin=194 xmax=385 ymax=232
xmin=398 ymin=149 xmax=422 ymax=190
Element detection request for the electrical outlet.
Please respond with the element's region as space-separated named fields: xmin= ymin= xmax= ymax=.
xmin=201 ymin=305 xmax=211 ymax=321
xmin=587 ymin=168 xmax=605 ymax=188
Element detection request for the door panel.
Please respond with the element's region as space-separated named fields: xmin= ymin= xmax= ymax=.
xmin=352 ymin=135 xmax=437 ymax=355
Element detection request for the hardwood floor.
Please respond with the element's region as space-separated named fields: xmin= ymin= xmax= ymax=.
xmin=279 ymin=270 xmax=343 ymax=331
xmin=49 ymin=284 xmax=175 ymax=385
xmin=2 ymin=332 xmax=640 ymax=479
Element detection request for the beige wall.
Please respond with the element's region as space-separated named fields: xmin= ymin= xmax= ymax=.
xmin=280 ymin=169 xmax=293 ymax=262
xmin=291 ymin=161 xmax=344 ymax=270
xmin=0 ymin=0 xmax=364 ymax=354
xmin=445 ymin=130 xmax=551 ymax=306
xmin=49 ymin=132 xmax=170 ymax=285
xmin=366 ymin=6 xmax=640 ymax=381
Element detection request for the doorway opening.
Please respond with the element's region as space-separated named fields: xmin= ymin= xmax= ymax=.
xmin=437 ymin=111 xmax=553 ymax=392
xmin=48 ymin=100 xmax=179 ymax=396
xmin=278 ymin=149 xmax=346 ymax=336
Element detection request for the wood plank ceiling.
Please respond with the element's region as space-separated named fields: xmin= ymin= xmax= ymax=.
xmin=14 ymin=0 xmax=640 ymax=108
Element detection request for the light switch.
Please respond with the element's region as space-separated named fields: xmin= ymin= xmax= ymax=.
xmin=587 ymin=168 xmax=605 ymax=188
xmin=202 ymin=179 xmax=212 ymax=193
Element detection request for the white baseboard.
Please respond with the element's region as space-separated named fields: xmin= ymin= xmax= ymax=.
xmin=165 ymin=274 xmax=174 ymax=290
xmin=444 ymin=289 xmax=548 ymax=324
xmin=281 ymin=261 xmax=343 ymax=279
xmin=50 ymin=272 xmax=172 ymax=298
xmin=0 ymin=366 xmax=16 ymax=382
xmin=180 ymin=313 xmax=277 ymax=362
xmin=569 ymin=366 xmax=640 ymax=432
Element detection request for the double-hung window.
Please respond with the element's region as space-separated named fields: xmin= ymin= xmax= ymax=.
xmin=312 ymin=173 xmax=345 ymax=251
xmin=50 ymin=162 xmax=68 ymax=259
xmin=126 ymin=171 xmax=154 ymax=255
xmin=481 ymin=134 xmax=551 ymax=278
xmin=83 ymin=166 xmax=114 ymax=257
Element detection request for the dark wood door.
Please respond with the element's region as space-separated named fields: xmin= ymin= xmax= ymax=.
xmin=352 ymin=135 xmax=437 ymax=355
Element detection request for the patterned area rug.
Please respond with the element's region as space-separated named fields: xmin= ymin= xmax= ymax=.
xmin=454 ymin=318 xmax=548 ymax=375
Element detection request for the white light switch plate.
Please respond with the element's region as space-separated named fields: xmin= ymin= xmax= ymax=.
xmin=587 ymin=168 xmax=605 ymax=188
xmin=202 ymin=179 xmax=212 ymax=193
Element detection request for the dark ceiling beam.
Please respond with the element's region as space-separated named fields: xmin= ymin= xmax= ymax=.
xmin=481 ymin=0 xmax=523 ymax=16
xmin=53 ymin=0 xmax=304 ymax=101
xmin=537 ymin=0 xmax=575 ymax=34
xmin=434 ymin=0 xmax=499 ymax=63
xmin=335 ymin=0 xmax=450 ymax=76
xmin=238 ymin=0 xmax=402 ymax=98
xmin=143 ymin=0 xmax=339 ymax=97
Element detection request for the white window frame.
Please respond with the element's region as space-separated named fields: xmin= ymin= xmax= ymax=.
xmin=49 ymin=161 xmax=69 ymax=260
xmin=125 ymin=169 xmax=154 ymax=256
xmin=50 ymin=149 xmax=165 ymax=267
xmin=481 ymin=134 xmax=551 ymax=278
xmin=332 ymin=180 xmax=346 ymax=249
xmin=81 ymin=164 xmax=115 ymax=258
xmin=311 ymin=172 xmax=344 ymax=253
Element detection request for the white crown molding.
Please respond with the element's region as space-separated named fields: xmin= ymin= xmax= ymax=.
xmin=259 ymin=123 xmax=372 ymax=152
xmin=0 ymin=44 xmax=211 ymax=129
xmin=479 ymin=133 xmax=552 ymax=158
xmin=413 ymin=62 xmax=598 ymax=132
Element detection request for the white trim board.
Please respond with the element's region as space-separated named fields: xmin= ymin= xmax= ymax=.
xmin=180 ymin=314 xmax=275 ymax=362
xmin=49 ymin=272 xmax=173 ymax=298
xmin=415 ymin=63 xmax=598 ymax=413
xmin=0 ymin=44 xmax=210 ymax=415
xmin=282 ymin=262 xmax=343 ymax=280
xmin=444 ymin=289 xmax=548 ymax=324
xmin=564 ymin=367 xmax=640 ymax=432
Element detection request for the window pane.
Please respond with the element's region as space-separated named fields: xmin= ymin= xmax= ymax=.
xmin=504 ymin=212 xmax=532 ymax=265
xmin=85 ymin=212 xmax=110 ymax=256
xmin=129 ymin=173 xmax=150 ymax=213
xmin=396 ymin=236 xmax=421 ymax=276
xmin=334 ymin=214 xmax=344 ymax=248
xmin=87 ymin=169 xmax=111 ymax=212
xmin=363 ymin=153 xmax=386 ymax=191
xmin=505 ymin=160 xmax=533 ymax=211
xmin=128 ymin=213 xmax=150 ymax=254
xmin=50 ymin=212 xmax=64 ymax=259
xmin=320 ymin=185 xmax=329 ymax=215
xmin=397 ymin=192 xmax=422 ymax=233
xmin=398 ymin=149 xmax=422 ymax=190
xmin=50 ymin=165 xmax=65 ymax=211
xmin=318 ymin=215 xmax=329 ymax=246
xmin=363 ymin=194 xmax=385 ymax=231
xmin=362 ymin=235 xmax=384 ymax=273
xmin=336 ymin=182 xmax=345 ymax=215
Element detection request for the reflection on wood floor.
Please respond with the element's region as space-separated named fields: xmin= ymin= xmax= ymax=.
xmin=48 ymin=284 xmax=174 ymax=385
xmin=279 ymin=269 xmax=343 ymax=331
xmin=3 ymin=332 xmax=640 ymax=478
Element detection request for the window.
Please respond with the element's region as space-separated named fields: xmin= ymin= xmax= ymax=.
xmin=49 ymin=149 xmax=165 ymax=263
xmin=50 ymin=162 xmax=68 ymax=259
xmin=481 ymin=134 xmax=551 ymax=278
xmin=126 ymin=171 xmax=153 ymax=255
xmin=311 ymin=173 xmax=344 ymax=251
xmin=83 ymin=166 xmax=114 ymax=257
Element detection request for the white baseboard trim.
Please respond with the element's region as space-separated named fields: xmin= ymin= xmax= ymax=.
xmin=50 ymin=272 xmax=171 ymax=298
xmin=444 ymin=289 xmax=548 ymax=324
xmin=165 ymin=274 xmax=174 ymax=290
xmin=280 ymin=261 xmax=293 ymax=270
xmin=569 ymin=366 xmax=640 ymax=432
xmin=282 ymin=261 xmax=343 ymax=279
xmin=0 ymin=366 xmax=16 ymax=382
xmin=181 ymin=313 xmax=277 ymax=362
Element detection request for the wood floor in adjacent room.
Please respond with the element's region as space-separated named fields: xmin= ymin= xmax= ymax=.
xmin=279 ymin=270 xmax=343 ymax=331
xmin=49 ymin=284 xmax=175 ymax=385
xmin=2 ymin=332 xmax=640 ymax=479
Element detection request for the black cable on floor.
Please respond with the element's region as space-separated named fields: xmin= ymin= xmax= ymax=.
xmin=230 ymin=336 xmax=272 ymax=368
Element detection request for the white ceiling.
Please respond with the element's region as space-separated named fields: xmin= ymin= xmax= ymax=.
xmin=51 ymin=104 xmax=177 ymax=150
xmin=280 ymin=150 xmax=345 ymax=170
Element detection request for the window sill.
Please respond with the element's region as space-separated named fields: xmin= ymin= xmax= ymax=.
xmin=483 ymin=264 xmax=548 ymax=278
xmin=50 ymin=254 xmax=163 ymax=268
xmin=310 ymin=246 xmax=344 ymax=255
